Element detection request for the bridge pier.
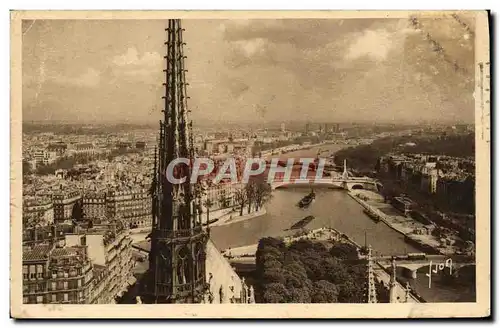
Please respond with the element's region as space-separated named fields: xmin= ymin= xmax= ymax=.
xmin=400 ymin=267 xmax=418 ymax=279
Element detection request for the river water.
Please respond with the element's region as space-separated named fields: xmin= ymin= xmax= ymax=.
xmin=210 ymin=187 xmax=419 ymax=255
xmin=209 ymin=143 xmax=475 ymax=303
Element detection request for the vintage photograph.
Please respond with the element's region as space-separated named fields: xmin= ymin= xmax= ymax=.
xmin=11 ymin=11 xmax=490 ymax=318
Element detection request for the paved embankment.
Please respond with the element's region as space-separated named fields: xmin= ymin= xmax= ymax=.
xmin=347 ymin=190 xmax=460 ymax=255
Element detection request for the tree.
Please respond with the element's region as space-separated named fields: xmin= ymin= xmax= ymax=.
xmin=234 ymin=188 xmax=248 ymax=216
xmin=261 ymin=268 xmax=287 ymax=285
xmin=324 ymin=260 xmax=351 ymax=285
xmin=311 ymin=280 xmax=339 ymax=303
xmin=329 ymin=242 xmax=359 ymax=261
xmin=245 ymin=181 xmax=256 ymax=214
xmin=256 ymin=237 xmax=370 ymax=304
xmin=253 ymin=179 xmax=272 ymax=211
xmin=287 ymin=286 xmax=312 ymax=303
xmin=301 ymin=256 xmax=328 ymax=281
xmin=258 ymin=237 xmax=286 ymax=251
xmin=337 ymin=279 xmax=365 ymax=303
xmin=262 ymin=283 xmax=288 ymax=303
xmin=217 ymin=190 xmax=230 ymax=209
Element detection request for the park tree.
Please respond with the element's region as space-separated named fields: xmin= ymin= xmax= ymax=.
xmin=311 ymin=280 xmax=339 ymax=303
xmin=252 ymin=178 xmax=272 ymax=211
xmin=261 ymin=267 xmax=287 ymax=285
xmin=324 ymin=259 xmax=351 ymax=285
xmin=329 ymin=242 xmax=359 ymax=261
xmin=217 ymin=189 xmax=230 ymax=208
xmin=256 ymin=236 xmax=370 ymax=304
xmin=262 ymin=283 xmax=289 ymax=303
xmin=258 ymin=237 xmax=286 ymax=251
xmin=245 ymin=181 xmax=257 ymax=214
xmin=283 ymin=265 xmax=308 ymax=289
xmin=234 ymin=188 xmax=248 ymax=216
xmin=287 ymin=286 xmax=312 ymax=303
xmin=337 ymin=279 xmax=365 ymax=303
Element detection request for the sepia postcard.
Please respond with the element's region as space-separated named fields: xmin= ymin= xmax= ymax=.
xmin=10 ymin=10 xmax=490 ymax=319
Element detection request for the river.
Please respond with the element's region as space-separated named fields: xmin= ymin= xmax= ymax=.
xmin=210 ymin=187 xmax=419 ymax=255
xmin=209 ymin=143 xmax=475 ymax=302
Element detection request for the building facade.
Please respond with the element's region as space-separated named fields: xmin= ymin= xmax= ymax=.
xmin=203 ymin=182 xmax=243 ymax=210
xmin=23 ymin=221 xmax=136 ymax=304
xmin=23 ymin=197 xmax=55 ymax=227
xmin=105 ymin=189 xmax=151 ymax=228
xmin=53 ymin=190 xmax=82 ymax=223
xmin=65 ymin=223 xmax=136 ymax=304
xmin=70 ymin=143 xmax=96 ymax=156
xmin=23 ymin=244 xmax=94 ymax=304
xmin=33 ymin=150 xmax=58 ymax=166
xmin=82 ymin=191 xmax=107 ymax=220
xmin=47 ymin=142 xmax=68 ymax=157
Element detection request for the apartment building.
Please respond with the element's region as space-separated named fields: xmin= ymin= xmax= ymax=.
xmin=23 ymin=221 xmax=136 ymax=304
xmin=47 ymin=142 xmax=68 ymax=157
xmin=23 ymin=197 xmax=54 ymax=226
xmin=33 ymin=149 xmax=58 ymax=166
xmin=22 ymin=244 xmax=94 ymax=304
xmin=65 ymin=222 xmax=136 ymax=303
xmin=53 ymin=190 xmax=82 ymax=223
xmin=106 ymin=189 xmax=151 ymax=228
xmin=82 ymin=191 xmax=107 ymax=220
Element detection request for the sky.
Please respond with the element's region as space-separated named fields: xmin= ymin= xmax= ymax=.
xmin=21 ymin=15 xmax=476 ymax=124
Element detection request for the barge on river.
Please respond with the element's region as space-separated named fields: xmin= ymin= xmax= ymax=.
xmin=363 ymin=209 xmax=380 ymax=222
xmin=290 ymin=215 xmax=316 ymax=230
xmin=298 ymin=190 xmax=316 ymax=208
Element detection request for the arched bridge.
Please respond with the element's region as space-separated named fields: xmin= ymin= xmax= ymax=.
xmin=375 ymin=254 xmax=475 ymax=278
xmin=270 ymin=177 xmax=380 ymax=191
xmin=263 ymin=159 xmax=381 ymax=191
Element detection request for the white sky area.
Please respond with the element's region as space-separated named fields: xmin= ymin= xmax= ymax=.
xmin=22 ymin=16 xmax=475 ymax=124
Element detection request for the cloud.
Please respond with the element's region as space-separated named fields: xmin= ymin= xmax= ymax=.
xmin=52 ymin=67 xmax=101 ymax=88
xmin=232 ymin=38 xmax=268 ymax=57
xmin=112 ymin=47 xmax=162 ymax=68
xmin=110 ymin=47 xmax=163 ymax=83
xmin=208 ymin=17 xmax=476 ymax=123
xmin=21 ymin=17 xmax=476 ymax=124
xmin=345 ymin=29 xmax=394 ymax=61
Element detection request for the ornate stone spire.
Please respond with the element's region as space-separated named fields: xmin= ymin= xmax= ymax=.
xmin=143 ymin=19 xmax=209 ymax=304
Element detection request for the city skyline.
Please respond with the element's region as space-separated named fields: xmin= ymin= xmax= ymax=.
xmin=22 ymin=16 xmax=475 ymax=125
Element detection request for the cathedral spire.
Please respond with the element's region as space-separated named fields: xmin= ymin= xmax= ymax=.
xmin=143 ymin=19 xmax=209 ymax=304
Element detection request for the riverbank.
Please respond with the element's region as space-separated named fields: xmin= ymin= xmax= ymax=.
xmin=348 ymin=190 xmax=462 ymax=255
xmin=260 ymin=141 xmax=340 ymax=159
xmin=209 ymin=207 xmax=267 ymax=227
xmin=348 ymin=191 xmax=408 ymax=235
